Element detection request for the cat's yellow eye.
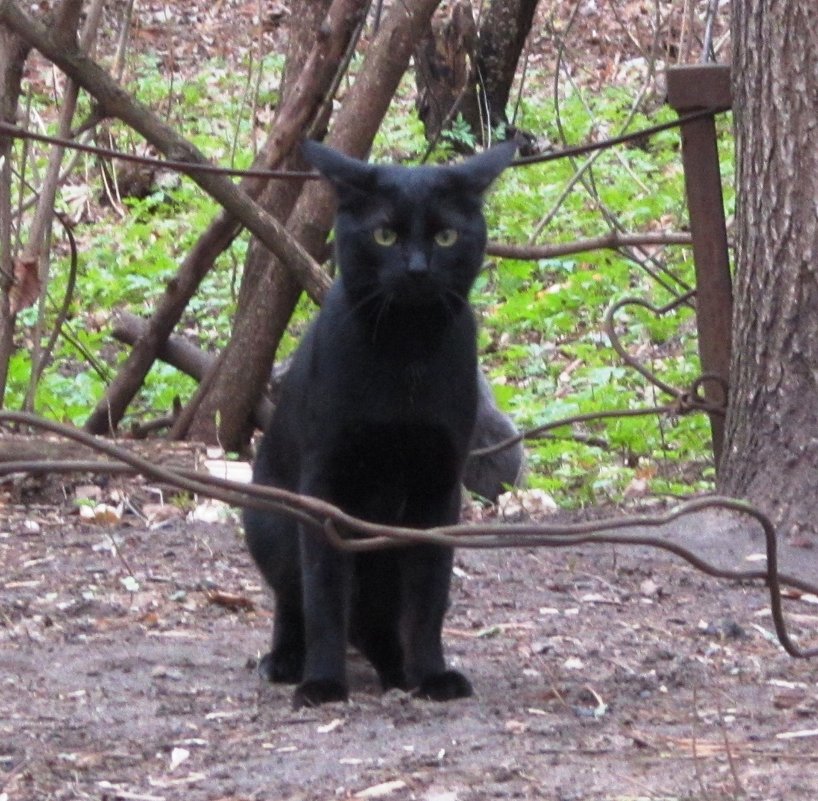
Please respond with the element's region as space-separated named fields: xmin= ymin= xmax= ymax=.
xmin=373 ymin=227 xmax=398 ymax=246
xmin=434 ymin=228 xmax=458 ymax=247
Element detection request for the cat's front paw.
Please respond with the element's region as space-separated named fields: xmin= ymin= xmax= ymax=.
xmin=293 ymin=679 xmax=349 ymax=709
xmin=257 ymin=648 xmax=303 ymax=684
xmin=414 ymin=670 xmax=473 ymax=702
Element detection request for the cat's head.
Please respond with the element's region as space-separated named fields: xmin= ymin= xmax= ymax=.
xmin=302 ymin=140 xmax=516 ymax=315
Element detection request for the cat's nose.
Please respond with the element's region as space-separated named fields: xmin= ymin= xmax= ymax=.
xmin=407 ymin=251 xmax=429 ymax=275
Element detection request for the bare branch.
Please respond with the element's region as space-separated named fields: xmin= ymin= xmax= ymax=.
xmin=52 ymin=0 xmax=83 ymax=49
xmin=23 ymin=0 xmax=105 ymax=411
xmin=0 ymin=0 xmax=332 ymax=300
xmin=0 ymin=23 xmax=30 ymax=403
xmin=81 ymin=0 xmax=368 ymax=435
xmin=487 ymin=231 xmax=693 ymax=261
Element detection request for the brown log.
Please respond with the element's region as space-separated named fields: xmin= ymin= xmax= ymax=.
xmin=112 ymin=312 xmax=212 ymax=383
xmin=0 ymin=433 xmax=205 ymax=471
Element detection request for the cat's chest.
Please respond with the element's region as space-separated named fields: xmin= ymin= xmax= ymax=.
xmin=300 ymin=288 xmax=478 ymax=434
xmin=355 ymin=357 xmax=448 ymax=418
xmin=408 ymin=361 xmax=438 ymax=401
xmin=386 ymin=360 xmax=429 ymax=398
xmin=310 ymin=335 xmax=470 ymax=426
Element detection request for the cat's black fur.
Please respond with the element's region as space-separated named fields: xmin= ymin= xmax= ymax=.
xmin=244 ymin=139 xmax=516 ymax=708
xmin=465 ymin=370 xmax=525 ymax=500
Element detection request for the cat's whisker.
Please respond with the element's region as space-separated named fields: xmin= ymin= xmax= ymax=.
xmin=340 ymin=284 xmax=384 ymax=325
xmin=370 ymin=292 xmax=395 ymax=344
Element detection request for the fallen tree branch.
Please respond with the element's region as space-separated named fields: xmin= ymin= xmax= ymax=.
xmin=110 ymin=310 xmax=276 ymax=430
xmin=111 ymin=311 xmax=210 ymax=381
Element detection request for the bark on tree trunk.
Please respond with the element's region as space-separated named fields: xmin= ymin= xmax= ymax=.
xmin=461 ymin=0 xmax=538 ymax=139
xmin=0 ymin=26 xmax=29 ymax=404
xmin=414 ymin=0 xmax=477 ymax=144
xmin=415 ymin=0 xmax=538 ymax=147
xmin=719 ymin=1 xmax=818 ymax=538
xmin=184 ymin=0 xmax=444 ymax=450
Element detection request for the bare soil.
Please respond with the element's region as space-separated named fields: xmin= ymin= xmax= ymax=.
xmin=8 ymin=3 xmax=807 ymax=800
xmin=3 ymin=481 xmax=818 ymax=801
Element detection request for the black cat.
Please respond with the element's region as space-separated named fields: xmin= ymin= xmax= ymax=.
xmin=244 ymin=139 xmax=516 ymax=708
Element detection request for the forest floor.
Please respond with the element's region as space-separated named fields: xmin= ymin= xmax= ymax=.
xmin=3 ymin=476 xmax=818 ymax=801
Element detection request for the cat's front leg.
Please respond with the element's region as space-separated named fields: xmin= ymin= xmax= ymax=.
xmin=294 ymin=523 xmax=353 ymax=708
xmin=400 ymin=543 xmax=472 ymax=702
xmin=244 ymin=506 xmax=306 ymax=684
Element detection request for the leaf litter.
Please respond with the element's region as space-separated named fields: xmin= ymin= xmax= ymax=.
xmin=4 ymin=470 xmax=818 ymax=799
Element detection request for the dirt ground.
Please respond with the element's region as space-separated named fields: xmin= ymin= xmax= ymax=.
xmin=3 ymin=479 xmax=818 ymax=801
xmin=9 ymin=2 xmax=810 ymax=799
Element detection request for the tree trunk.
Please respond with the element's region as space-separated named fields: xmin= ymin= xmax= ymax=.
xmin=416 ymin=0 xmax=538 ymax=147
xmin=719 ymin=1 xmax=818 ymax=538
xmin=462 ymin=0 xmax=538 ymax=138
xmin=82 ymin=0 xmax=356 ymax=435
xmin=414 ymin=0 xmax=477 ymax=144
xmin=0 ymin=26 xmax=29 ymax=404
xmin=185 ymin=0 xmax=445 ymax=451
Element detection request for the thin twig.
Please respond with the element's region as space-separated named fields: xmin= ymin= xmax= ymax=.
xmin=24 ymin=215 xmax=79 ymax=397
xmin=0 ymin=106 xmax=730 ymax=179
xmin=0 ymin=120 xmax=318 ymax=180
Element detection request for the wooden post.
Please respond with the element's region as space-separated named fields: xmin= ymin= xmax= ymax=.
xmin=666 ymin=64 xmax=733 ymax=471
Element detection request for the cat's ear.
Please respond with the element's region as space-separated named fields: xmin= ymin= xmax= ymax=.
xmin=448 ymin=139 xmax=518 ymax=194
xmin=301 ymin=140 xmax=375 ymax=193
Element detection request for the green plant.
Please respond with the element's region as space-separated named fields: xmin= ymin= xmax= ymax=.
xmin=8 ymin=52 xmax=732 ymax=509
